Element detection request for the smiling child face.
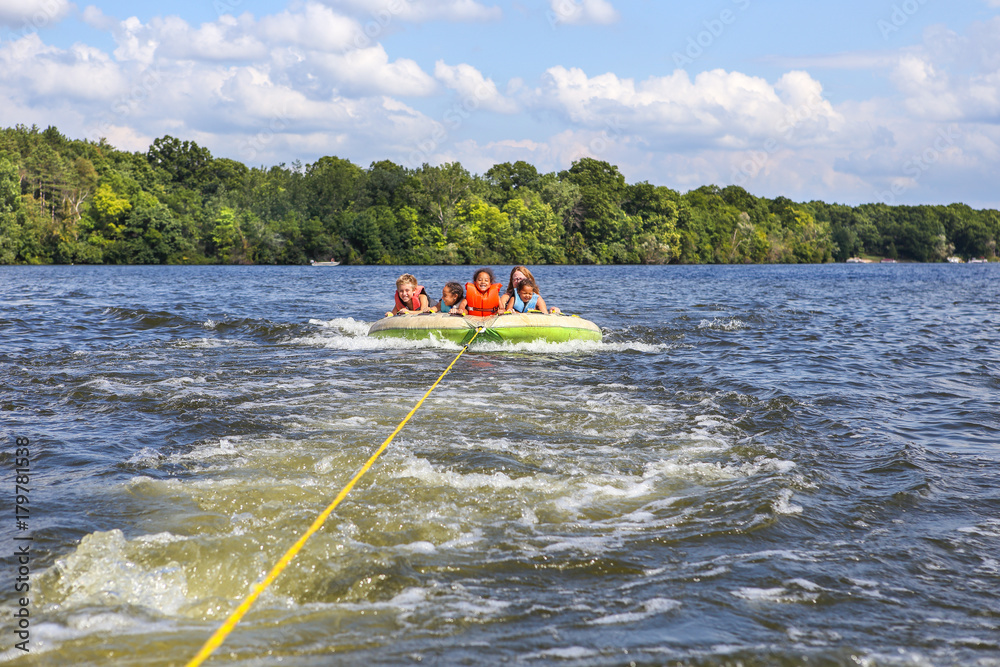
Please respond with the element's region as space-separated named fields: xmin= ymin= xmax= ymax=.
xmin=475 ymin=272 xmax=492 ymax=293
xmin=517 ymin=284 xmax=534 ymax=302
xmin=441 ymin=288 xmax=459 ymax=306
xmin=397 ymin=283 xmax=417 ymax=303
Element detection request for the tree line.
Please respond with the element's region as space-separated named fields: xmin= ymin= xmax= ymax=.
xmin=1 ymin=124 xmax=997 ymax=265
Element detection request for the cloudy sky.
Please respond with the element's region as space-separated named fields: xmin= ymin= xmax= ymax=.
xmin=2 ymin=0 xmax=999 ymax=207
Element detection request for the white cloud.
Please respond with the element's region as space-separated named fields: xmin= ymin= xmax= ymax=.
xmin=0 ymin=3 xmax=443 ymax=169
xmin=311 ymin=45 xmax=437 ymax=96
xmin=548 ymin=0 xmax=619 ymax=26
xmin=4 ymin=1 xmax=1000 ymax=208
xmin=163 ymin=15 xmax=270 ymax=62
xmin=0 ymin=33 xmax=126 ymax=103
xmin=81 ymin=5 xmax=116 ymax=31
xmin=531 ymin=66 xmax=845 ymax=149
xmin=434 ymin=61 xmax=517 ymax=113
xmin=258 ymin=3 xmax=360 ymax=52
xmin=0 ymin=0 xmax=73 ymax=29
xmin=91 ymin=3 xmax=435 ymax=97
xmin=320 ymin=0 xmax=502 ymax=22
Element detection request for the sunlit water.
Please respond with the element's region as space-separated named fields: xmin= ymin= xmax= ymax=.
xmin=1 ymin=264 xmax=999 ymax=666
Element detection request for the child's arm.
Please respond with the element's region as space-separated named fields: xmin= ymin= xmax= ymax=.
xmin=534 ymin=295 xmax=549 ymax=315
xmin=417 ymin=293 xmax=430 ymax=313
xmin=455 ymin=298 xmax=468 ymax=315
xmin=499 ymin=293 xmax=511 ymax=311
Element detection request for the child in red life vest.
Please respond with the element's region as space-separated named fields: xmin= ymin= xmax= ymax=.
xmin=430 ymin=282 xmax=464 ymax=314
xmin=457 ymin=267 xmax=502 ymax=316
xmin=386 ymin=273 xmax=430 ymax=317
xmin=505 ymin=278 xmax=550 ymax=314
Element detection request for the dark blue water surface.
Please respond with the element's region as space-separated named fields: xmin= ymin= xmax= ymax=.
xmin=1 ymin=263 xmax=999 ymax=666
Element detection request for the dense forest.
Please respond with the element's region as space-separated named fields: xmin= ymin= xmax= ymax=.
xmin=1 ymin=124 xmax=997 ymax=265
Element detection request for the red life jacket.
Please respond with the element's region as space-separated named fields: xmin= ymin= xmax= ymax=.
xmin=464 ymin=282 xmax=501 ymax=315
xmin=394 ymin=285 xmax=426 ymax=311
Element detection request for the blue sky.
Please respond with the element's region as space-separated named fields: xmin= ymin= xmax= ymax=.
xmin=2 ymin=0 xmax=1000 ymax=207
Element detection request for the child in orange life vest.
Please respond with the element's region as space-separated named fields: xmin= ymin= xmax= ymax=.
xmin=456 ymin=267 xmax=502 ymax=316
xmin=505 ymin=278 xmax=550 ymax=314
xmin=430 ymin=282 xmax=464 ymax=314
xmin=386 ymin=273 xmax=430 ymax=317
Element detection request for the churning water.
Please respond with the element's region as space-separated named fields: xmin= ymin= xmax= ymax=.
xmin=1 ymin=263 xmax=998 ymax=666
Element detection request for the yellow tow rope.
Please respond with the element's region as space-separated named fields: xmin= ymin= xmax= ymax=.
xmin=185 ymin=326 xmax=487 ymax=667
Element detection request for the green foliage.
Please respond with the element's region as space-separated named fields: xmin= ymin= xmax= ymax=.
xmin=1 ymin=124 xmax=997 ymax=265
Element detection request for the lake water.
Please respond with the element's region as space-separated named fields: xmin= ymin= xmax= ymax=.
xmin=2 ymin=263 xmax=999 ymax=666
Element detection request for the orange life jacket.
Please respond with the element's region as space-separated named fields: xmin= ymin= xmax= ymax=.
xmin=394 ymin=285 xmax=426 ymax=311
xmin=464 ymin=282 xmax=501 ymax=315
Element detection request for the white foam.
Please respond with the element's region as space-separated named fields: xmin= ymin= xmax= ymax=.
xmin=156 ymin=376 xmax=208 ymax=387
xmin=787 ymin=578 xmax=822 ymax=591
xmin=589 ymin=597 xmax=681 ymax=625
xmin=958 ymin=519 xmax=1000 ymax=537
xmin=530 ymin=647 xmax=600 ymax=660
xmin=125 ymin=447 xmax=164 ymax=466
xmin=731 ymin=584 xmax=819 ymax=604
xmin=399 ymin=541 xmax=437 ymax=554
xmin=388 ymin=586 xmax=428 ymax=609
xmin=47 ymin=529 xmax=190 ymax=616
xmin=698 ymin=318 xmax=747 ymax=331
xmin=172 ymin=337 xmax=256 ymax=349
xmin=772 ymin=489 xmax=803 ymax=515
xmin=293 ymin=331 xmax=461 ymax=351
xmin=310 ymin=317 xmax=373 ymax=337
xmin=731 ymin=586 xmax=786 ymax=601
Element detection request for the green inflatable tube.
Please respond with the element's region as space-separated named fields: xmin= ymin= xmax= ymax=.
xmin=368 ymin=311 xmax=602 ymax=344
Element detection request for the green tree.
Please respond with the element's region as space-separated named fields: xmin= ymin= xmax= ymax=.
xmin=414 ymin=162 xmax=473 ymax=243
xmin=147 ymin=135 xmax=214 ymax=188
xmin=211 ymin=207 xmax=248 ymax=263
xmin=0 ymin=158 xmax=23 ymax=263
xmin=456 ymin=197 xmax=512 ymax=261
xmin=484 ymin=160 xmax=541 ymax=206
xmin=562 ymin=158 xmax=627 ymax=247
xmin=301 ymin=156 xmax=363 ymax=220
